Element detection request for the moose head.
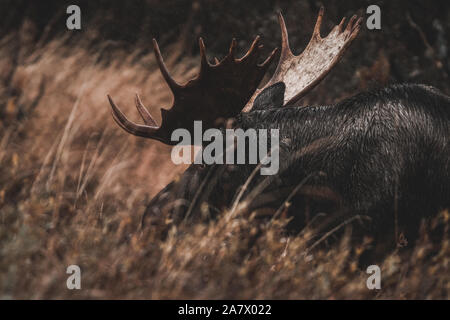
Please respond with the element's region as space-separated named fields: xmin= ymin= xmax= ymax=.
xmin=108 ymin=7 xmax=362 ymax=144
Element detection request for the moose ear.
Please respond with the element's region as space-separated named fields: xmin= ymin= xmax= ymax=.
xmin=252 ymin=82 xmax=286 ymax=110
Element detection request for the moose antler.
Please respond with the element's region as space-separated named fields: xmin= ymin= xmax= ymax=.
xmin=108 ymin=37 xmax=277 ymax=145
xmin=109 ymin=7 xmax=361 ymax=143
xmin=244 ymin=7 xmax=362 ymax=111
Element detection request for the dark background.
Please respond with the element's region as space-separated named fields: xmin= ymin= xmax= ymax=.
xmin=1 ymin=0 xmax=449 ymax=102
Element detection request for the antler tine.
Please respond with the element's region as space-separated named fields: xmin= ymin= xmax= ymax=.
xmin=259 ymin=47 xmax=278 ymax=67
xmin=337 ymin=17 xmax=346 ymax=33
xmin=237 ymin=35 xmax=261 ymax=62
xmin=135 ymin=94 xmax=158 ymax=126
xmin=198 ymin=37 xmax=210 ymax=68
xmin=345 ymin=15 xmax=357 ymax=33
xmin=229 ymin=38 xmax=237 ymax=58
xmin=351 ymin=17 xmax=363 ymax=39
xmin=152 ymin=38 xmax=180 ymax=93
xmin=108 ymin=95 xmax=161 ymax=139
xmin=278 ymin=12 xmax=293 ymax=59
xmin=348 ymin=16 xmax=363 ymax=39
xmin=312 ymin=6 xmax=325 ymax=38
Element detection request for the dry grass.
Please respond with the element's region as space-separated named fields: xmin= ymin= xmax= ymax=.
xmin=0 ymin=27 xmax=448 ymax=299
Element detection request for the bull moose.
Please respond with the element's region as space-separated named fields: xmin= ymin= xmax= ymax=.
xmin=107 ymin=7 xmax=449 ymax=248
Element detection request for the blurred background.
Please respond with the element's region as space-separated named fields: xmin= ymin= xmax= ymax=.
xmin=1 ymin=0 xmax=449 ymax=93
xmin=0 ymin=0 xmax=448 ymax=299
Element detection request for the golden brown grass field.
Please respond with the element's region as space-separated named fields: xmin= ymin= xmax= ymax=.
xmin=0 ymin=1 xmax=449 ymax=299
